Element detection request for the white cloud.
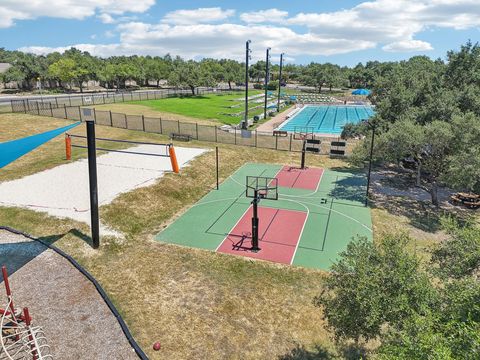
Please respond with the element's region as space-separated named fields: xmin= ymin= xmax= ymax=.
xmin=382 ymin=40 xmax=433 ymax=52
xmin=19 ymin=22 xmax=375 ymax=59
xmin=0 ymin=0 xmax=154 ymax=28
xmin=161 ymin=8 xmax=235 ymax=25
xmin=13 ymin=1 xmax=480 ymax=59
xmin=240 ymin=9 xmax=289 ymax=24
xmin=98 ymin=13 xmax=115 ymax=24
xmin=288 ymin=0 xmax=480 ymax=52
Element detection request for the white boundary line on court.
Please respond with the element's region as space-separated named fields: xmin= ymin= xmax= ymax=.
xmin=214 ymin=205 xmax=252 ymax=252
xmin=278 ymin=198 xmax=310 ymax=265
xmin=298 ymin=199 xmax=373 ymax=232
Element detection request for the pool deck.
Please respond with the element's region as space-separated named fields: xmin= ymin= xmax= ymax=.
xmin=256 ymin=107 xmax=295 ymax=132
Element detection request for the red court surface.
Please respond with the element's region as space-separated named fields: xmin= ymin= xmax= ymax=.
xmin=216 ymin=206 xmax=307 ymax=264
xmin=275 ymin=166 xmax=323 ymax=190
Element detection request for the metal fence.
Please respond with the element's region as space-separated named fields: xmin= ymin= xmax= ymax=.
xmin=10 ymin=87 xmax=243 ymax=114
xmin=10 ymin=89 xmax=348 ymax=156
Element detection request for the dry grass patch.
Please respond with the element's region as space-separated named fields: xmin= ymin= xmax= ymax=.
xmin=1 ymin=113 xmax=349 ymax=359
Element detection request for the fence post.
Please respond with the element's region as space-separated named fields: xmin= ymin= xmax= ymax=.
xmin=102 ymin=94 xmax=105 ymax=104
xmin=177 ymin=120 xmax=180 ymax=133
xmin=113 ymin=93 xmax=116 ymax=103
xmin=49 ymin=102 xmax=53 ymax=117
xmin=64 ymin=104 xmax=67 ymax=119
xmin=36 ymin=101 xmax=40 ymax=115
xmin=215 ymin=126 xmax=218 ymax=142
xmin=159 ymin=118 xmax=163 ymax=134
xmin=255 ymin=130 xmax=258 ymax=148
xmin=55 ymin=97 xmax=59 ymax=108
xmin=196 ymin=123 xmax=199 ymax=139
xmin=65 ymin=134 xmax=71 ymax=160
xmin=124 ymin=113 xmax=128 ymax=129
xmin=142 ymin=115 xmax=145 ymax=132
xmin=78 ymin=106 xmax=82 ymax=121
xmin=122 ymin=93 xmax=125 ymax=102
xmin=275 ymin=133 xmax=278 ymax=150
xmin=234 ymin=128 xmax=237 ymax=145
xmin=109 ymin=111 xmax=113 ymax=126
xmin=289 ymin=133 xmax=292 ymax=151
xmin=23 ymin=100 xmax=27 ymax=114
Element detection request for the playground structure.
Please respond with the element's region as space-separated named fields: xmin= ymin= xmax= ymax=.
xmin=0 ymin=266 xmax=52 ymax=360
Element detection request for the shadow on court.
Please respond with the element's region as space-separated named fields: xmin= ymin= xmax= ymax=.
xmin=328 ymin=174 xmax=367 ymax=204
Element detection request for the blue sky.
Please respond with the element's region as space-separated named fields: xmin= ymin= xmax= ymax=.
xmin=1 ymin=0 xmax=480 ymax=66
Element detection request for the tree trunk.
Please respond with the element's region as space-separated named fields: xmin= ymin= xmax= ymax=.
xmin=190 ymin=85 xmax=196 ymax=95
xmin=228 ymin=81 xmax=232 ymax=90
xmin=430 ymin=179 xmax=439 ymax=207
xmin=79 ymin=81 xmax=84 ymax=93
xmin=318 ymin=85 xmax=322 ymax=93
xmin=416 ymin=161 xmax=422 ymax=187
xmin=157 ymin=80 xmax=160 ymax=88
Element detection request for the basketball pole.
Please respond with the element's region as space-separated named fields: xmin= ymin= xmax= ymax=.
xmin=216 ymin=146 xmax=219 ymax=190
xmin=301 ymin=139 xmax=306 ymax=169
xmin=251 ymin=189 xmax=260 ymax=252
xmin=86 ymin=120 xmax=100 ymax=249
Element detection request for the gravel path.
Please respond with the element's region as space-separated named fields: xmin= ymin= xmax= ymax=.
xmin=0 ymin=229 xmax=139 ymax=359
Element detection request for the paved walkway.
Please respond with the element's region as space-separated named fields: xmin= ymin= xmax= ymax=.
xmin=256 ymin=107 xmax=299 ymax=132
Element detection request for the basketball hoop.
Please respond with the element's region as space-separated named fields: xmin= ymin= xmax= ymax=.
xmin=245 ymin=176 xmax=279 ymax=251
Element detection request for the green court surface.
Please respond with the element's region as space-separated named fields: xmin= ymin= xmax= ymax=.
xmin=155 ymin=163 xmax=372 ymax=270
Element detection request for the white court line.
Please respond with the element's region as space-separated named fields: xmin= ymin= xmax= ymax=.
xmin=292 ymin=198 xmax=373 ymax=233
xmin=276 ymin=198 xmax=310 ymax=265
xmin=214 ymin=205 xmax=252 ymax=252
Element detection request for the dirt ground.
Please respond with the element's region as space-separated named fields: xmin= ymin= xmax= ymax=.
xmin=0 ymin=229 xmax=138 ymax=360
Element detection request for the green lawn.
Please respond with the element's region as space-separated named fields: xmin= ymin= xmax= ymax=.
xmin=128 ymin=91 xmax=275 ymax=125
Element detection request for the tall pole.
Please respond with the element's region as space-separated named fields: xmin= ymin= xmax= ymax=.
xmin=365 ymin=124 xmax=376 ymax=207
xmin=216 ymin=146 xmax=219 ymax=190
xmin=243 ymin=40 xmax=251 ymax=130
xmin=277 ymin=53 xmax=284 ymax=112
xmin=264 ymin=48 xmax=271 ymax=120
xmin=251 ymin=190 xmax=260 ymax=252
xmin=86 ymin=120 xmax=100 ymax=248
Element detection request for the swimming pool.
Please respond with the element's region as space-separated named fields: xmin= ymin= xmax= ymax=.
xmin=279 ymin=105 xmax=374 ymax=135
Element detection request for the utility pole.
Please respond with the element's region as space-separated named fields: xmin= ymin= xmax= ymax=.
xmin=264 ymin=48 xmax=271 ymax=120
xmin=243 ymin=40 xmax=252 ymax=130
xmin=277 ymin=53 xmax=284 ymax=112
xmin=365 ymin=120 xmax=376 ymax=207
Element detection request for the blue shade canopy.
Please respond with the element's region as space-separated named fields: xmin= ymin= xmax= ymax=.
xmin=0 ymin=122 xmax=80 ymax=168
xmin=352 ymin=89 xmax=371 ymax=95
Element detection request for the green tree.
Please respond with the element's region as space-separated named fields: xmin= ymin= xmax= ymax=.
xmin=168 ymin=60 xmax=216 ymax=95
xmin=48 ymin=58 xmax=77 ymax=90
xmin=315 ymin=234 xmax=435 ymax=345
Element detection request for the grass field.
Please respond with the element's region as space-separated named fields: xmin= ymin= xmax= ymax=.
xmin=1 ymin=113 xmax=475 ymax=358
xmin=126 ymin=91 xmax=271 ymax=125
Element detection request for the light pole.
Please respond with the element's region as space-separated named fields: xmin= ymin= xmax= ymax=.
xmin=37 ymin=77 xmax=43 ymax=103
xmin=277 ymin=53 xmax=284 ymax=113
xmin=243 ymin=40 xmax=252 ymax=130
xmin=263 ymin=48 xmax=271 ymax=120
xmin=364 ymin=120 xmax=377 ymax=207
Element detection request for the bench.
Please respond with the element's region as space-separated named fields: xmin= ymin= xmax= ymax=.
xmin=169 ymin=133 xmax=192 ymax=142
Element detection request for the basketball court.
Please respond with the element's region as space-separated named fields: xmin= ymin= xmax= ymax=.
xmin=156 ymin=163 xmax=372 ymax=270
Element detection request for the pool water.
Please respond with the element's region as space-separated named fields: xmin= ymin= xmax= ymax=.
xmin=279 ymin=105 xmax=374 ymax=135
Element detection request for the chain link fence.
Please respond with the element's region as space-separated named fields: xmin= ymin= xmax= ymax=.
xmin=10 ymin=88 xmax=349 ymax=156
xmin=10 ymin=87 xmax=243 ymax=114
